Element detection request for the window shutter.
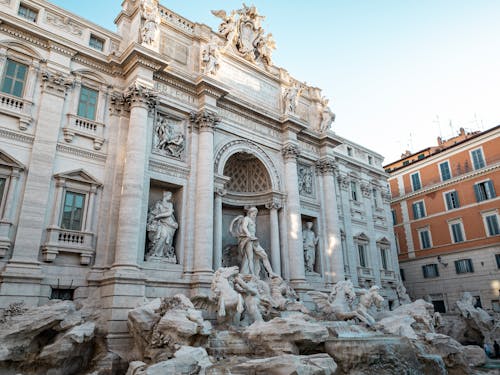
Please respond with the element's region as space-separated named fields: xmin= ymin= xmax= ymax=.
xmin=422 ymin=265 xmax=427 ymax=278
xmin=445 ymin=193 xmax=452 ymax=209
xmin=474 ymin=184 xmax=482 ymax=202
xmin=454 ymin=191 xmax=460 ymax=208
xmin=454 ymin=261 xmax=460 ymax=273
xmin=412 ymin=203 xmax=418 ymax=219
xmin=487 ymin=180 xmax=496 ymax=198
xmin=468 ymin=259 xmax=474 ymax=273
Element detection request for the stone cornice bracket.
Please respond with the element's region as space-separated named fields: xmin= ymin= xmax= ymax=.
xmin=360 ymin=182 xmax=371 ymax=197
xmin=281 ymin=142 xmax=300 ymax=160
xmin=123 ymin=82 xmax=158 ymax=110
xmin=40 ymin=70 xmax=74 ymax=97
xmin=315 ymin=158 xmax=337 ymax=175
xmin=189 ymin=109 xmax=221 ymax=132
xmin=215 ymin=187 xmax=227 ymax=197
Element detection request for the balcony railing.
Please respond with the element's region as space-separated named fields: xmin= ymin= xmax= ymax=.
xmin=63 ymin=114 xmax=105 ymax=150
xmin=0 ymin=92 xmax=33 ymax=130
xmin=380 ymin=269 xmax=396 ymax=280
xmin=357 ymin=266 xmax=374 ymax=278
xmin=42 ymin=227 xmax=95 ymax=265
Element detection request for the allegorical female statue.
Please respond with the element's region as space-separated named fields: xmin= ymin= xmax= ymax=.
xmin=146 ymin=191 xmax=178 ymax=263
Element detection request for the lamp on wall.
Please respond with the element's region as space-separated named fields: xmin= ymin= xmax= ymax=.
xmin=437 ymin=255 xmax=448 ymax=267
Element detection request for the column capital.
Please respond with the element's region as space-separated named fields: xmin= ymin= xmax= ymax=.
xmin=109 ymin=93 xmax=130 ymax=116
xmin=189 ymin=109 xmax=220 ymax=132
xmin=123 ymin=83 xmax=158 ymax=110
xmin=40 ymin=69 xmax=74 ymax=97
xmin=315 ymin=157 xmax=337 ymax=175
xmin=337 ymin=174 xmax=349 ymax=190
xmin=360 ymin=182 xmax=371 ymax=197
xmin=281 ymin=142 xmax=300 ymax=160
xmin=265 ymin=200 xmax=282 ymax=210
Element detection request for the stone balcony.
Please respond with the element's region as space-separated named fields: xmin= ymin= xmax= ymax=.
xmin=42 ymin=227 xmax=95 ymax=265
xmin=380 ymin=269 xmax=396 ymax=281
xmin=0 ymin=92 xmax=33 ymax=130
xmin=62 ymin=114 xmax=105 ymax=150
xmin=357 ymin=266 xmax=374 ymax=279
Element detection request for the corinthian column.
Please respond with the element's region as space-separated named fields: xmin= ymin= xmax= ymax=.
xmin=316 ymin=158 xmax=344 ymax=283
xmin=190 ymin=109 xmax=220 ymax=277
xmin=113 ymin=84 xmax=157 ymax=269
xmin=282 ymin=142 xmax=306 ymax=284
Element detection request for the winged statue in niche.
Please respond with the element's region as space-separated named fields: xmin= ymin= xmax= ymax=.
xmin=211 ymin=4 xmax=275 ymax=69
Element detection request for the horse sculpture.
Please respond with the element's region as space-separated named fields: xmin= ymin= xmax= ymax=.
xmin=191 ymin=266 xmax=245 ymax=325
xmin=308 ymin=280 xmax=377 ymax=326
xmin=356 ymin=285 xmax=384 ymax=326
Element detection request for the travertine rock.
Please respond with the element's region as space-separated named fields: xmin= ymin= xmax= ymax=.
xmin=128 ymin=294 xmax=212 ymax=362
xmin=325 ymin=336 xmax=442 ymax=375
xmin=461 ymin=345 xmax=486 ymax=367
xmin=244 ymin=314 xmax=329 ymax=355
xmin=230 ymin=353 xmax=337 ymax=375
xmin=424 ymin=333 xmax=471 ymax=375
xmin=143 ymin=346 xmax=212 ymax=375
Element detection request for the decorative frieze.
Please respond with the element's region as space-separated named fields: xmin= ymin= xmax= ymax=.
xmin=189 ymin=109 xmax=220 ymax=132
xmin=44 ymin=11 xmax=84 ymax=37
xmin=281 ymin=143 xmax=300 ymax=160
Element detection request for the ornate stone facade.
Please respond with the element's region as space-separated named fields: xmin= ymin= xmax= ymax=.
xmin=0 ymin=0 xmax=398 ymax=351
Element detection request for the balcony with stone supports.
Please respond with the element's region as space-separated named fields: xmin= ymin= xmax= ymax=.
xmin=357 ymin=266 xmax=374 ymax=279
xmin=42 ymin=227 xmax=95 ymax=265
xmin=380 ymin=269 xmax=396 ymax=284
xmin=0 ymin=92 xmax=33 ymax=130
xmin=62 ymin=114 xmax=105 ymax=150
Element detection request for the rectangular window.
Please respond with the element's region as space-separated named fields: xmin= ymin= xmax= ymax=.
xmin=471 ymin=148 xmax=485 ymax=170
xmin=418 ymin=229 xmax=432 ymax=249
xmin=18 ymin=3 xmax=38 ymax=22
xmin=89 ymin=35 xmax=104 ymax=51
xmin=351 ymin=181 xmax=358 ymax=201
xmin=411 ymin=172 xmax=421 ymax=191
xmin=400 ymin=268 xmax=405 ymax=281
xmin=474 ymin=180 xmax=496 ymax=202
xmin=391 ymin=209 xmax=397 ymax=225
xmin=450 ymin=221 xmax=465 ymax=243
xmin=422 ymin=263 xmax=439 ymax=278
xmin=454 ymin=259 xmax=474 ymax=274
xmin=358 ymin=244 xmax=367 ymax=267
xmin=77 ymin=86 xmax=98 ymax=120
xmin=0 ymin=177 xmax=6 ymax=204
xmin=380 ymin=248 xmax=390 ymax=270
xmin=50 ymin=288 xmax=74 ymax=301
xmin=412 ymin=201 xmax=426 ymax=219
xmin=1 ymin=59 xmax=28 ymax=97
xmin=444 ymin=190 xmax=460 ymax=210
xmin=439 ymin=161 xmax=451 ymax=181
xmin=61 ymin=191 xmax=85 ymax=230
xmin=485 ymin=214 xmax=500 ymax=236
xmin=432 ymin=300 xmax=446 ymax=313
xmin=496 ymin=254 xmax=500 ymax=269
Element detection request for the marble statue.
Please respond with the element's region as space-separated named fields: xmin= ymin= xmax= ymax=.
xmin=140 ymin=0 xmax=160 ymax=46
xmin=302 ymin=222 xmax=319 ymax=273
xmin=211 ymin=5 xmax=274 ymax=67
xmin=319 ymin=97 xmax=335 ymax=133
xmin=229 ymin=207 xmax=276 ymax=278
xmin=153 ymin=116 xmax=184 ymax=158
xmin=309 ymin=280 xmax=376 ymax=326
xmin=201 ymin=39 xmax=220 ymax=75
xmin=283 ymin=84 xmax=302 ymax=115
xmin=146 ymin=191 xmax=178 ymax=262
xmin=396 ymin=281 xmax=411 ymax=306
xmin=455 ymin=292 xmax=493 ymax=328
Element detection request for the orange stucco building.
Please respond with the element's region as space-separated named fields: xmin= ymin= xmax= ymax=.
xmin=385 ymin=125 xmax=500 ymax=312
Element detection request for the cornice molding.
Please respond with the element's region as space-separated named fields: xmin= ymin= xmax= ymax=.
xmin=0 ymin=127 xmax=35 ymax=144
xmin=56 ymin=144 xmax=107 ymax=163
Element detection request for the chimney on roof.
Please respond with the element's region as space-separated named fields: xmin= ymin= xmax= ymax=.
xmin=459 ymin=127 xmax=465 ymax=136
xmin=437 ymin=136 xmax=443 ymax=145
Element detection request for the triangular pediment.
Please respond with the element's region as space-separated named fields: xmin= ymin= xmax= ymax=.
xmin=0 ymin=149 xmax=25 ymax=170
xmin=377 ymin=237 xmax=391 ymax=246
xmin=354 ymin=232 xmax=369 ymax=242
xmin=54 ymin=169 xmax=102 ymax=186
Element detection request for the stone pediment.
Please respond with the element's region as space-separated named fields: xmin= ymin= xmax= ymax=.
xmin=0 ymin=149 xmax=25 ymax=170
xmin=354 ymin=232 xmax=369 ymax=242
xmin=376 ymin=237 xmax=391 ymax=246
xmin=54 ymin=169 xmax=102 ymax=186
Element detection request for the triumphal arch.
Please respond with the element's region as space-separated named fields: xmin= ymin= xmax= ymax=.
xmin=0 ymin=0 xmax=398 ymax=347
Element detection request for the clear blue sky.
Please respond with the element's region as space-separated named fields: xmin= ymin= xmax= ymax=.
xmin=50 ymin=0 xmax=500 ymax=163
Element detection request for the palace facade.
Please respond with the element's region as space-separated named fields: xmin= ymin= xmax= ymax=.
xmin=0 ymin=0 xmax=399 ymax=348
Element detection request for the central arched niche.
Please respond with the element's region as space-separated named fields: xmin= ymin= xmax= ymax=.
xmin=221 ymin=152 xmax=272 ymax=268
xmin=223 ymin=152 xmax=271 ymax=193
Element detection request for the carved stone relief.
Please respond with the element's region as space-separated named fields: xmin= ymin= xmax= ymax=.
xmin=140 ymin=0 xmax=160 ymax=46
xmin=297 ymin=163 xmax=314 ymax=197
xmin=153 ymin=112 xmax=185 ymax=159
xmin=45 ymin=11 xmax=83 ymax=37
